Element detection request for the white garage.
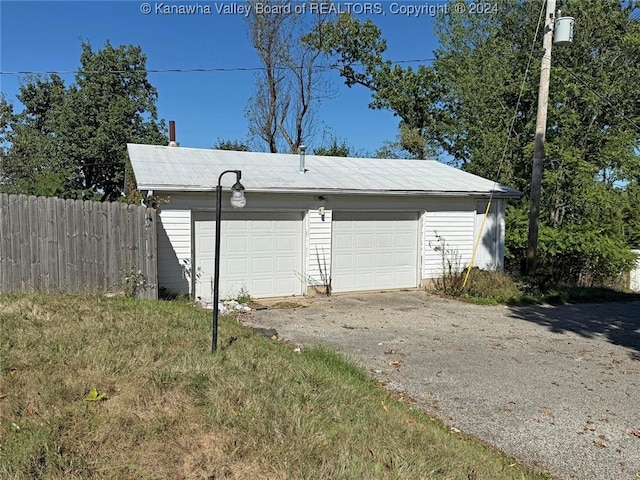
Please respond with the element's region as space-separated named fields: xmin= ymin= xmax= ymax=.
xmin=332 ymin=212 xmax=419 ymax=292
xmin=127 ymin=143 xmax=521 ymax=299
xmin=193 ymin=211 xmax=303 ymax=301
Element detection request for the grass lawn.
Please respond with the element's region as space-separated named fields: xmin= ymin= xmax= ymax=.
xmin=1 ymin=294 xmax=553 ymax=479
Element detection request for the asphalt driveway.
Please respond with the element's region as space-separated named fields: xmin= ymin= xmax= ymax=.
xmin=242 ymin=291 xmax=640 ymax=480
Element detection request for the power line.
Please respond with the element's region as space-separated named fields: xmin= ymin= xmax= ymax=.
xmin=0 ymin=58 xmax=436 ymax=76
xmin=557 ymin=61 xmax=640 ymax=133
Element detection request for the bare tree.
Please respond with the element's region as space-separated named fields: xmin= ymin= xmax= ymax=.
xmin=246 ymin=0 xmax=332 ymax=153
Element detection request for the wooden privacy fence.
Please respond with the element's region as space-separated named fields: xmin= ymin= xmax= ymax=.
xmin=0 ymin=194 xmax=157 ymax=299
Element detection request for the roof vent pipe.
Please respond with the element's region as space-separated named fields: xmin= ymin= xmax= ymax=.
xmin=299 ymin=145 xmax=306 ymax=173
xmin=168 ymin=120 xmax=178 ymax=147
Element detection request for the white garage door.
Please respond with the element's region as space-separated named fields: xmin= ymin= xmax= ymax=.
xmin=193 ymin=211 xmax=303 ymax=301
xmin=332 ymin=212 xmax=419 ymax=292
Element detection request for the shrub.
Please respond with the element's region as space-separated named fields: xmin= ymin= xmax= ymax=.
xmin=463 ymin=268 xmax=521 ymax=302
xmin=505 ymin=206 xmax=636 ymax=286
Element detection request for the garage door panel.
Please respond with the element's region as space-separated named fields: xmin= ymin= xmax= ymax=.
xmin=334 ymin=234 xmax=353 ymax=249
xmin=334 ymin=253 xmax=352 ymax=269
xmin=252 ymin=235 xmax=272 ymax=252
xmin=277 ymin=235 xmax=297 ymax=250
xmin=194 ymin=211 xmax=303 ymax=300
xmin=356 ymin=253 xmax=374 ymax=268
xmin=228 ymin=236 xmax=249 ymax=253
xmin=276 ymin=256 xmax=297 ymax=272
xmin=226 ymin=222 xmax=249 ymax=233
xmin=377 ymin=253 xmax=393 ymax=267
xmin=356 ymin=235 xmax=373 ymax=248
xmin=226 ymin=258 xmax=249 ymax=275
xmin=376 ymin=272 xmax=393 ymax=285
xmin=276 ymin=222 xmax=298 ymax=232
xmin=396 ymin=252 xmax=414 ymax=265
xmin=333 ymin=212 xmax=418 ymax=293
xmin=376 ymin=234 xmax=393 ymax=248
xmin=251 ymin=219 xmax=272 ymax=230
xmin=355 ymin=273 xmax=372 ymax=288
xmin=251 ymin=258 xmax=272 ymax=274
xmin=396 ymin=234 xmax=415 ymax=248
xmin=252 ymin=278 xmax=273 ymax=293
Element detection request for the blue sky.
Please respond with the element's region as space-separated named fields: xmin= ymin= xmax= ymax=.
xmin=0 ymin=0 xmax=442 ymax=154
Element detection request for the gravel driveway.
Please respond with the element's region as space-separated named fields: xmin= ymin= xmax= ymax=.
xmin=241 ymin=291 xmax=640 ymax=480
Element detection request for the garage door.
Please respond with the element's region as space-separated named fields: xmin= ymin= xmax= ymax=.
xmin=193 ymin=211 xmax=303 ymax=301
xmin=332 ymin=212 xmax=419 ymax=292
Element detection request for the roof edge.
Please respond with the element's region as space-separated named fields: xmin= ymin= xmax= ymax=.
xmin=137 ymin=185 xmax=522 ymax=199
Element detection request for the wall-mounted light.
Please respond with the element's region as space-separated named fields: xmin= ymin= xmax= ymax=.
xmin=317 ymin=196 xmax=327 ymax=221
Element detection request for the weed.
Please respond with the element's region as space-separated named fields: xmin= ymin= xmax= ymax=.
xmin=299 ymin=246 xmax=332 ymax=296
xmin=180 ymin=258 xmax=203 ymax=299
xmin=429 ymin=233 xmax=466 ymax=296
xmin=150 ymin=368 xmax=177 ymax=392
xmin=121 ymin=269 xmax=153 ymax=297
xmin=234 ymin=285 xmax=252 ymax=304
xmin=314 ymin=245 xmax=332 ymax=296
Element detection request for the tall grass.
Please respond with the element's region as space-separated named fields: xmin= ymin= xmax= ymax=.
xmin=431 ymin=268 xmax=640 ymax=306
xmin=1 ymin=294 xmax=552 ymax=479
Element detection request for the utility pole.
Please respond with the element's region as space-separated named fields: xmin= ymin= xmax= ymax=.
xmin=526 ymin=0 xmax=556 ymax=276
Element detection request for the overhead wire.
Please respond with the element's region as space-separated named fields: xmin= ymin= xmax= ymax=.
xmin=0 ymin=58 xmax=436 ymax=76
xmin=556 ymin=61 xmax=640 ymax=133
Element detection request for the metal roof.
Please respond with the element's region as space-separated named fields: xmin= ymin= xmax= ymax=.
xmin=127 ymin=143 xmax=522 ymax=198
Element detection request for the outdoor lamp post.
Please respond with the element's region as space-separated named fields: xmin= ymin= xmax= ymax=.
xmin=212 ymin=170 xmax=246 ymax=353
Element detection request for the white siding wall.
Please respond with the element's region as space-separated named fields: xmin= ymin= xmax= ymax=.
xmin=307 ymin=208 xmax=332 ymax=289
xmin=422 ymin=200 xmax=477 ymax=279
xmin=474 ymin=199 xmax=506 ymax=271
xmin=157 ymin=208 xmax=191 ymax=294
xmin=154 ymin=192 xmax=509 ymax=295
xmin=631 ymin=250 xmax=640 ymax=292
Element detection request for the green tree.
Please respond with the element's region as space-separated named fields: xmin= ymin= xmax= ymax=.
xmin=313 ymin=137 xmax=351 ymax=156
xmin=62 ymin=41 xmax=167 ymax=200
xmin=305 ymin=13 xmax=439 ymax=159
xmin=0 ymin=76 xmax=69 ymax=196
xmin=213 ymin=139 xmax=250 ymax=151
xmin=375 ymin=124 xmax=435 ymax=160
xmin=0 ymin=95 xmax=15 ymax=190
xmin=432 ymin=0 xmax=640 ymax=281
xmin=0 ymin=41 xmax=167 ymax=200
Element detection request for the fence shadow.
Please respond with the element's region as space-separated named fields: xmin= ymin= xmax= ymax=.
xmin=506 ymin=302 xmax=640 ymax=359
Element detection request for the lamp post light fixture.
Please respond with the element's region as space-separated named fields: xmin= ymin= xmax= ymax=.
xmin=212 ymin=170 xmax=246 ymax=353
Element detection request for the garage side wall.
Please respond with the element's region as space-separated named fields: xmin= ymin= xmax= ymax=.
xmin=422 ymin=198 xmax=477 ymax=280
xmin=157 ymin=208 xmax=191 ymax=295
xmin=474 ymin=199 xmax=506 ymax=271
xmin=307 ymin=208 xmax=332 ymax=293
xmin=631 ymin=250 xmax=640 ymax=292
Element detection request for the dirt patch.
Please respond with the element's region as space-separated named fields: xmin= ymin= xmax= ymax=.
xmin=271 ymin=301 xmax=307 ymax=309
xmin=178 ymin=431 xmax=280 ymax=480
xmin=242 ymin=290 xmax=640 ymax=480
